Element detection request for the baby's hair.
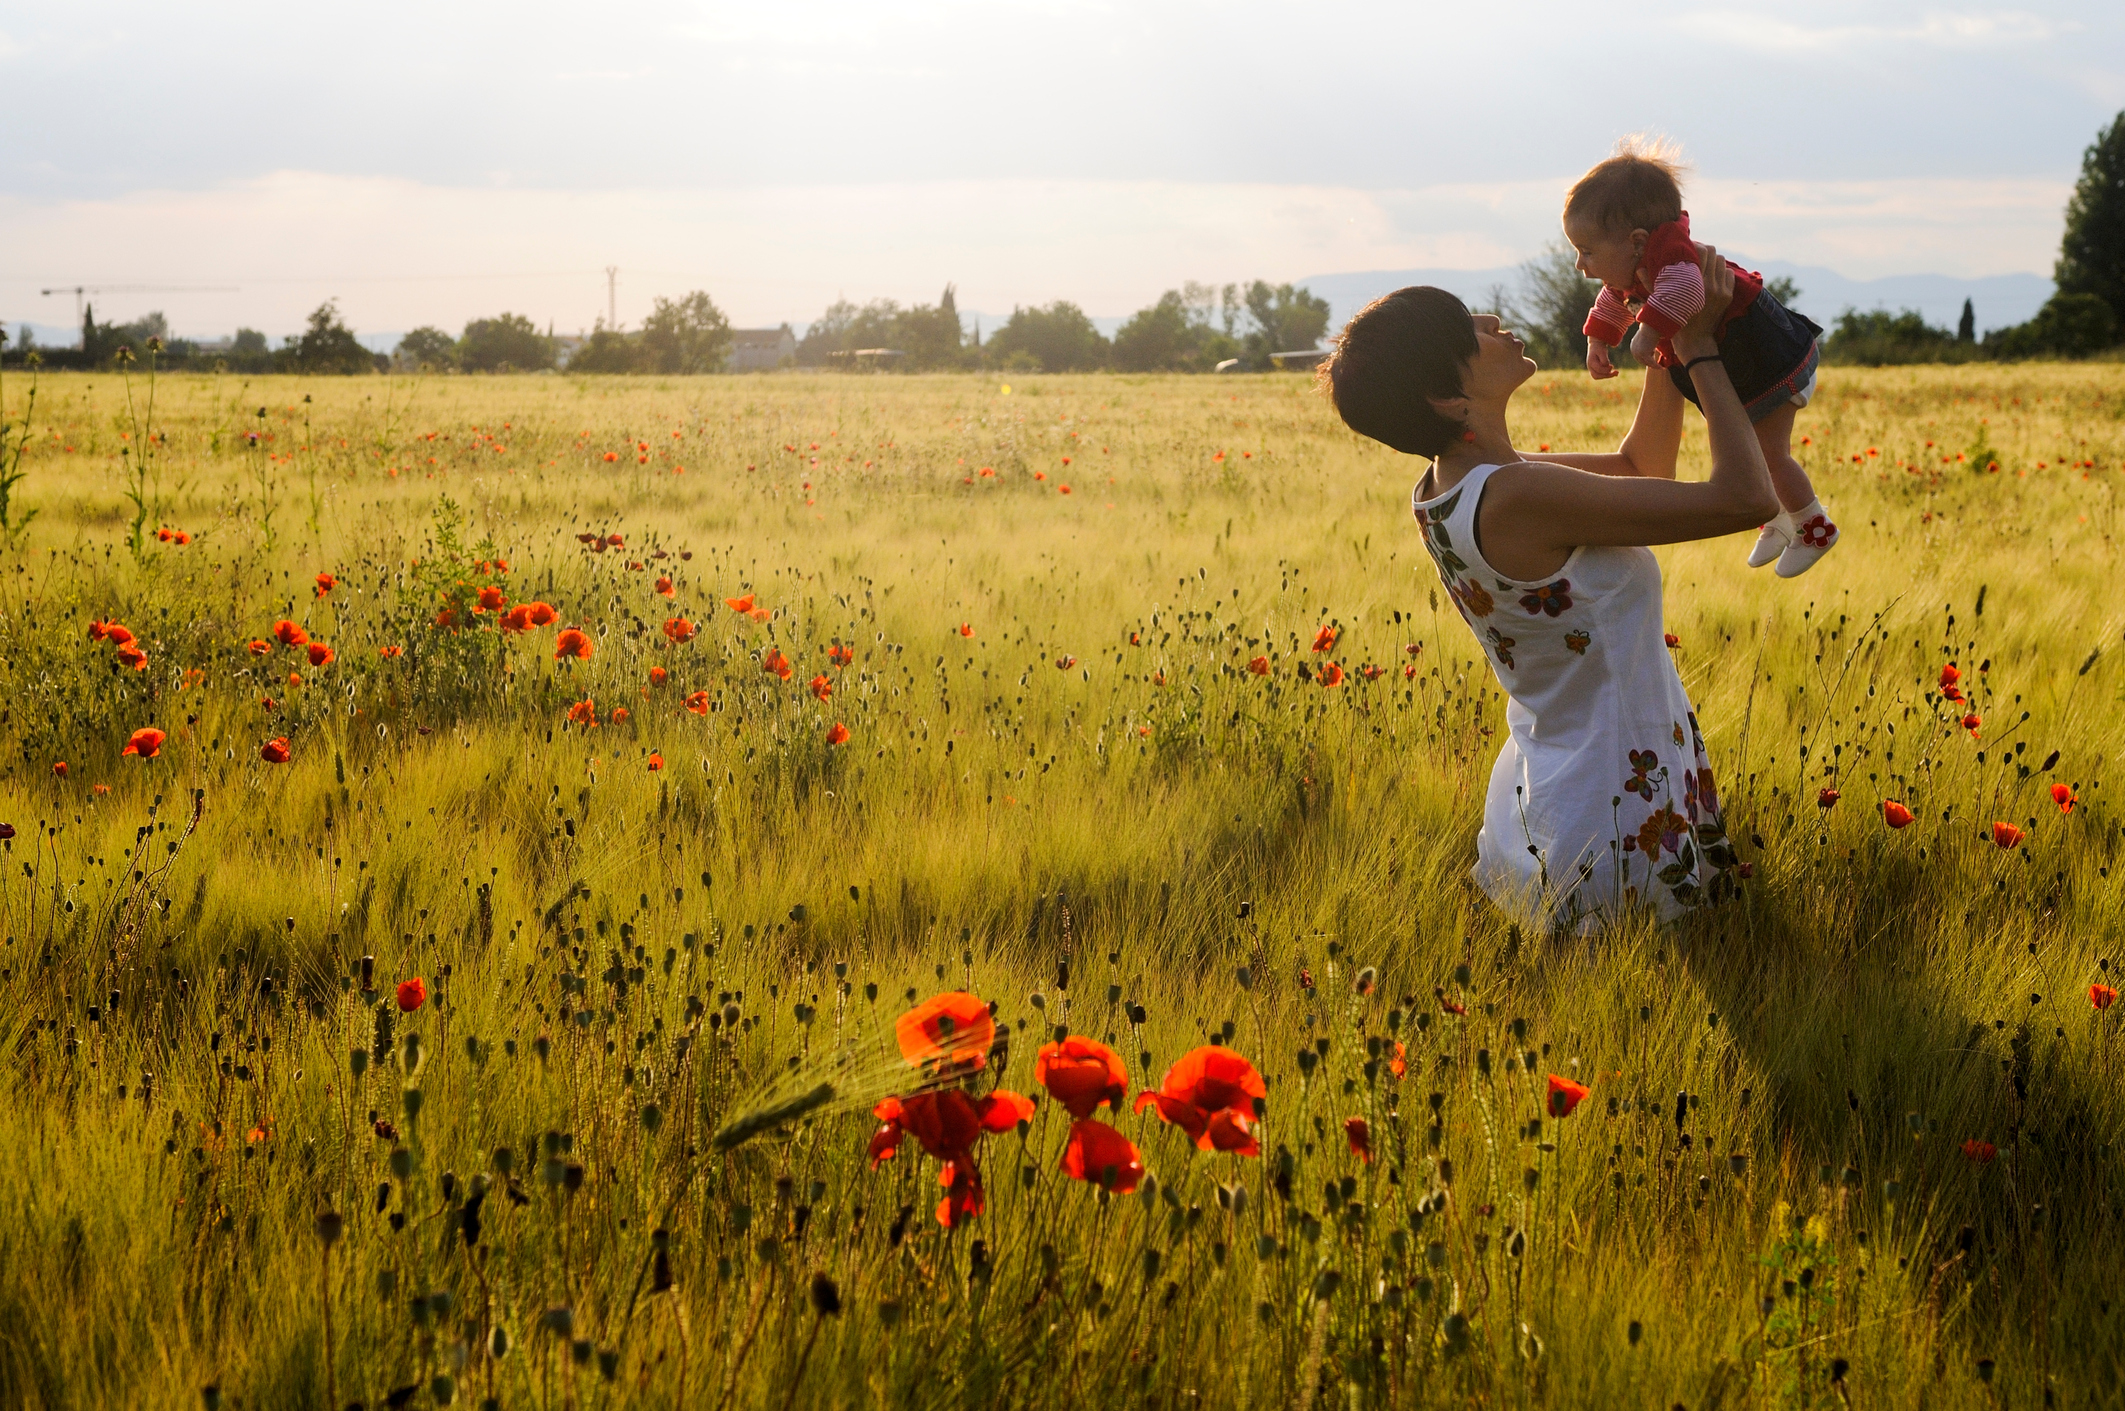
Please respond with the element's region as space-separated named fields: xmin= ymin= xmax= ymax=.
xmin=1564 ymin=135 xmax=1688 ymax=234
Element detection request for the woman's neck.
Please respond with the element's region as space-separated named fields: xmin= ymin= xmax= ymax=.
xmin=1430 ymin=407 xmax=1516 ymax=485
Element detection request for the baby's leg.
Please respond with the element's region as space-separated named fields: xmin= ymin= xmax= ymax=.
xmin=1753 ymin=406 xmax=1815 ymax=515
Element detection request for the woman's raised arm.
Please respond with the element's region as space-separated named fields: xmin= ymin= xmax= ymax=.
xmin=1484 ymin=247 xmax=1777 ymax=554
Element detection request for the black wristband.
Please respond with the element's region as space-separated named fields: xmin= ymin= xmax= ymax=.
xmin=1682 ymin=354 xmax=1724 ymax=373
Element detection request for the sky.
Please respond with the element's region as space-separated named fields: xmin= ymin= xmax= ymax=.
xmin=2 ymin=0 xmax=2120 ymax=342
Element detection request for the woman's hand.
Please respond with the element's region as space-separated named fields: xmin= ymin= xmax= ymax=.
xmin=1669 ymin=244 xmax=1734 ymax=362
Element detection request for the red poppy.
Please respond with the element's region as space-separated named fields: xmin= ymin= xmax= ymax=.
xmin=247 ymin=639 xmax=271 ymax=657
xmin=260 ymin=737 xmax=291 ymax=765
xmin=1055 ymin=654 xmax=1077 ymax=670
xmin=1882 ymin=800 xmax=1914 ymax=829
xmin=566 ymin=699 xmax=597 ymax=727
xmin=315 ymin=572 xmax=337 ymax=597
xmin=662 ymin=617 xmax=696 ymax=644
xmin=1991 ymin=821 xmax=2024 ymax=849
xmin=1817 ymin=788 xmax=1840 ymax=808
xmin=647 ymin=753 xmax=664 ymax=771
xmin=555 ymin=629 xmax=593 ymax=661
xmin=827 ymin=644 xmax=854 ymax=667
xmin=896 ymin=992 xmax=995 ymax=1071
xmin=809 ymin=674 xmax=833 ymax=701
xmin=1389 ymin=1041 xmax=1406 ymax=1079
xmin=116 ymin=644 xmax=149 ymax=671
xmin=685 ymin=691 xmax=710 ymax=716
xmin=273 ymin=619 xmax=309 ymax=648
xmin=649 ymin=666 xmax=668 ymax=685
xmin=476 ymin=586 xmax=508 ymax=612
xmin=306 ymin=643 xmax=335 ymax=667
xmin=1061 ymin=1119 xmax=1144 ymax=1193
xmin=1939 ymin=662 xmax=1962 ymax=700
xmin=724 ymin=594 xmax=756 ymax=613
xmin=762 ymin=649 xmax=793 ymax=680
xmin=1134 ymin=1046 xmax=1266 ymax=1153
xmin=526 ymin=602 xmax=558 ymax=628
xmin=1962 ymin=713 xmax=1982 ymax=735
xmin=499 ymin=605 xmax=534 ymax=633
xmin=866 ymin=1088 xmax=1033 ymax=1227
xmin=396 ymin=977 xmax=427 ymax=1012
xmin=748 ymin=606 xmax=771 ymax=623
xmin=1438 ymin=988 xmax=1467 ymax=1016
xmin=958 ymin=623 xmax=975 ymax=637
xmin=122 ymin=728 xmax=166 ymax=759
xmin=655 ymin=577 xmax=675 ymax=598
xmin=1247 ymin=655 xmax=1270 ymax=676
xmin=1318 ymin=662 xmax=1345 ymax=687
xmin=52 ymin=761 xmax=67 ymax=777
xmin=607 ymin=534 xmax=624 ymax=548
xmin=609 ymin=706 xmax=630 ymax=723
xmin=103 ymin=624 xmax=136 ymax=648
xmin=1664 ymin=632 xmax=1681 ymax=649
xmin=87 ymin=620 xmax=110 ymax=642
xmin=1962 ymin=1139 xmax=1995 ymax=1164
xmin=1034 ymin=1035 xmax=1128 ymax=1118
xmin=1547 ymin=1074 xmax=1590 ymax=1118
xmin=1343 ymin=1116 xmax=1374 ymax=1163
xmin=1311 ymin=625 xmax=1337 ymax=652
xmin=2052 ymin=782 xmax=2076 ymax=814
xmin=826 ymin=722 xmax=849 ymax=745
xmin=173 ymin=530 xmax=191 ymax=545
xmin=2092 ymin=983 xmax=2117 ymax=1011
xmin=379 ymin=645 xmax=404 ymax=659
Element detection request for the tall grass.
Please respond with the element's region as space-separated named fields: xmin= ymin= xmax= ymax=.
xmin=0 ymin=365 xmax=2120 ymax=1408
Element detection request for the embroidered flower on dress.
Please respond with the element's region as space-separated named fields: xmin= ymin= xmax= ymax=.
xmin=1634 ymin=805 xmax=1690 ymax=858
xmin=1454 ymin=580 xmax=1494 ymax=618
xmin=1518 ymin=579 xmax=1572 ymax=616
xmin=1485 ymin=627 xmax=1516 ymax=670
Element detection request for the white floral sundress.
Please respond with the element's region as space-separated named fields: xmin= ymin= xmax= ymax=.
xmin=1414 ymin=462 xmax=1741 ymax=935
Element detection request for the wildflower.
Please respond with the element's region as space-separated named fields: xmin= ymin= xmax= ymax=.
xmin=867 ymin=1088 xmax=1034 ymax=1227
xmin=526 ymin=602 xmax=558 ymax=627
xmin=435 ymin=609 xmax=458 ymax=629
xmin=2092 ymin=983 xmax=2117 ymax=1011
xmin=1547 ymin=1074 xmax=1590 ymax=1118
xmin=1318 ymin=662 xmax=1345 ymax=687
xmin=1939 ymin=663 xmax=1963 ymax=702
xmin=603 ymin=451 xmax=619 ymax=463
xmin=1361 ymin=664 xmax=1384 ymax=680
xmin=647 ymin=753 xmax=664 ymax=771
xmin=607 ymin=534 xmax=624 ymax=548
xmin=610 ymin=707 xmax=630 ymax=724
xmin=1311 ymin=625 xmax=1337 ymax=652
xmin=315 ymin=572 xmax=337 ymax=597
xmin=1817 ymin=788 xmax=1840 ymax=808
xmin=662 ymin=617 xmax=696 ymax=644
xmin=1247 ymin=655 xmax=1270 ymax=676
xmin=555 ymin=629 xmax=593 ymax=661
xmin=1056 ymin=655 xmax=1077 ymax=670
xmin=655 ymin=577 xmax=675 ymax=598
xmin=307 ymin=643 xmax=335 ymax=667
xmin=1962 ymin=713 xmax=1982 ymax=735
xmin=724 ymin=594 xmax=756 ymax=614
xmin=1389 ymin=1042 xmax=1406 ymax=1078
xmin=809 ymin=674 xmax=833 ymax=701
xmin=476 ymin=586 xmax=507 ymax=612
xmin=1437 ymin=987 xmax=1467 ymax=1016
xmin=287 ymin=672 xmax=302 ymax=687
xmin=1134 ymin=1046 xmax=1265 ymax=1154
xmin=260 ymin=738 xmax=291 ymax=765
xmin=173 ymin=530 xmax=190 ymax=545
xmin=1961 ymin=1139 xmax=1995 ymax=1164
xmin=396 ymin=977 xmax=427 ymax=1013
xmin=1664 ymin=632 xmax=1681 ymax=649
xmin=117 ymin=644 xmax=149 ymax=671
xmin=566 ymin=699 xmax=597 ymax=727
xmin=895 ymin=991 xmax=995 ymax=1071
xmin=685 ymin=691 xmax=710 ymax=716
xmin=826 ymin=722 xmax=850 ymax=745
xmin=273 ymin=620 xmax=309 ymax=648
xmin=649 ymin=666 xmax=668 ymax=686
xmin=1991 ymin=821 xmax=2024 ymax=849
xmin=749 ymin=606 xmax=771 ymax=623
xmin=379 ymin=645 xmax=404 ymax=659
xmin=122 ymin=728 xmax=166 ymax=759
xmin=500 ymin=605 xmax=535 ymax=633
xmin=2052 ymin=782 xmax=2076 ymax=814
xmin=958 ymin=623 xmax=975 ymax=637
xmin=52 ymin=762 xmax=67 ymax=777
xmin=93 ymin=783 xmax=110 ymax=796
xmin=247 ymin=639 xmax=271 ymax=657
xmin=1061 ymin=1120 xmax=1144 ymax=1193
xmin=1881 ymin=800 xmax=1913 ymax=828
xmin=762 ymin=649 xmax=793 ymax=680
xmin=827 ymin=644 xmax=854 ymax=667
xmin=1034 ymin=1035 xmax=1128 ymax=1119
xmin=87 ymin=620 xmax=110 ymax=642
xmin=103 ymin=624 xmax=136 ymax=648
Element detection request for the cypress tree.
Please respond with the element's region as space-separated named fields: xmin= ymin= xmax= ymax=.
xmin=2056 ymin=110 xmax=2125 ymax=326
xmin=1957 ymin=298 xmax=1975 ymax=343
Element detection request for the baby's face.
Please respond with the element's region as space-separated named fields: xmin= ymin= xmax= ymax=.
xmin=1563 ymin=215 xmax=1644 ymax=291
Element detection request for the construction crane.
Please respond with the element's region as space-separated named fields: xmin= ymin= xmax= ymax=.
xmin=40 ymin=284 xmax=239 ymax=342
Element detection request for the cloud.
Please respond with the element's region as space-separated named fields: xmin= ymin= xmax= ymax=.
xmin=1679 ymin=8 xmax=2073 ymax=53
xmin=0 ymin=170 xmax=2069 ymax=340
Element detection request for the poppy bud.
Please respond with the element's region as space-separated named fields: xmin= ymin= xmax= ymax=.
xmin=315 ymin=1210 xmax=343 ymax=1248
xmin=809 ymin=1272 xmax=842 ymax=1316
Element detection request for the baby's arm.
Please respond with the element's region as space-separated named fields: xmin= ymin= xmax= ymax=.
xmin=1582 ymin=287 xmax=1632 ymax=380
xmin=1634 ymin=260 xmax=1706 ymax=339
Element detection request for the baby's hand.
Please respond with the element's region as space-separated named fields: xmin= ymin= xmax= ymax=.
xmin=1585 ymin=340 xmax=1616 ymax=380
xmin=1629 ymin=323 xmax=1661 ymax=365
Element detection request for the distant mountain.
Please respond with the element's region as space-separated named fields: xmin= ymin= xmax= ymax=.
xmin=1295 ymin=262 xmax=2056 ymax=340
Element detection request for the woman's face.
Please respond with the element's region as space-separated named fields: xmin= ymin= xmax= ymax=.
xmin=1463 ymin=312 xmax=1537 ymax=398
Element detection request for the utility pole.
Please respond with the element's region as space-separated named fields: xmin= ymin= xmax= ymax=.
xmin=605 ymin=267 xmax=618 ymax=330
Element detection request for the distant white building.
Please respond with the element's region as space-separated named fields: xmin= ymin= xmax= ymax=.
xmin=554 ymin=334 xmax=588 ymax=369
xmin=727 ymin=325 xmax=796 ymax=371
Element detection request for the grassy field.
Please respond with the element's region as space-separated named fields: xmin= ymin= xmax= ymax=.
xmin=0 ymin=359 xmax=2121 ymax=1410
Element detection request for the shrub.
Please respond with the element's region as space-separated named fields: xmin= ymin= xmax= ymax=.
xmin=1984 ymin=293 xmax=2119 ymax=360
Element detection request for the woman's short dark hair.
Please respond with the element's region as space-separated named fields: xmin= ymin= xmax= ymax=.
xmin=1314 ymin=286 xmax=1478 ymax=458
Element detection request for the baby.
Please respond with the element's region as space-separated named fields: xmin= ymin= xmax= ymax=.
xmin=1564 ymin=139 xmax=1837 ymax=577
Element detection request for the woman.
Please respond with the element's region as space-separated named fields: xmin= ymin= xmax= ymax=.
xmin=1319 ymin=247 xmax=1774 ymax=935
